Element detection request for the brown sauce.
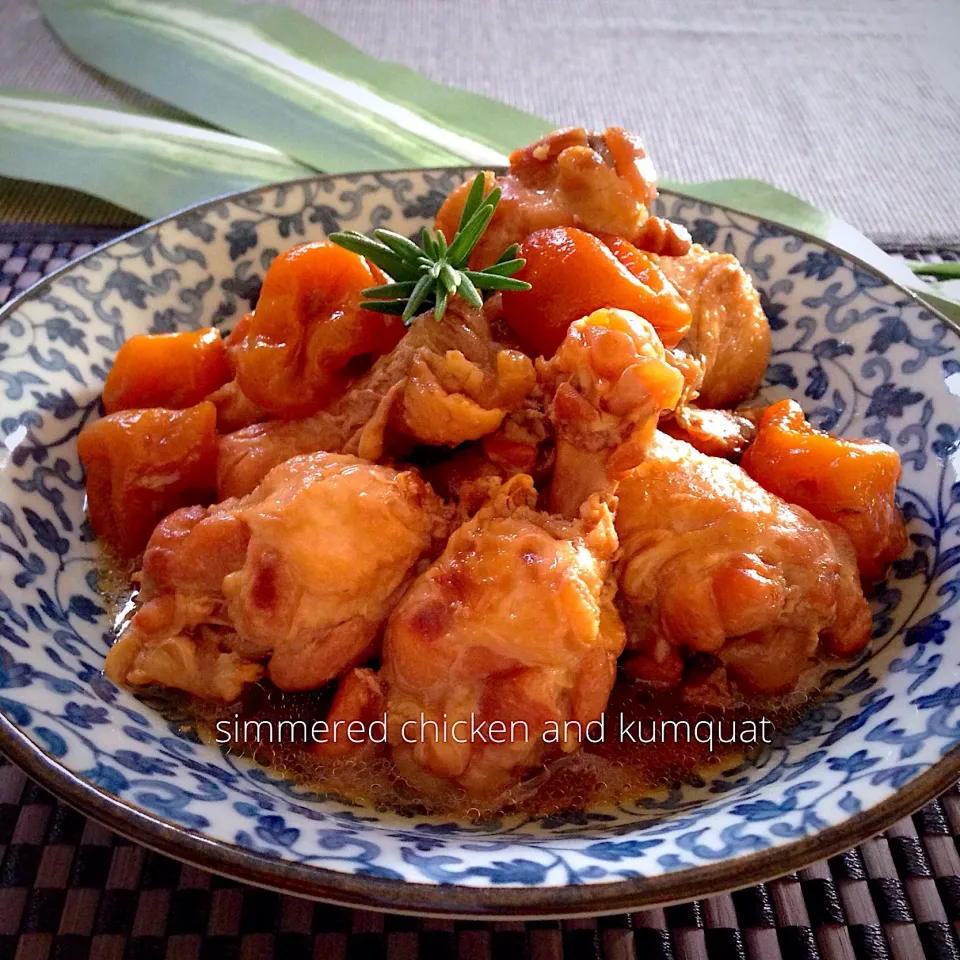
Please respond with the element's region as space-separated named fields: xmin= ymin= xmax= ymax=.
xmin=102 ymin=568 xmax=821 ymax=821
xmin=121 ymin=655 xmax=818 ymax=819
xmin=144 ymin=677 xmax=817 ymax=819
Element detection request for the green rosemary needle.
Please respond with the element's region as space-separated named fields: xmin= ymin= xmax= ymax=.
xmin=329 ymin=173 xmax=531 ymax=324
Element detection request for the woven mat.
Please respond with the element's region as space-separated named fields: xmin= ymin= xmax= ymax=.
xmin=3 ymin=230 xmax=960 ymax=960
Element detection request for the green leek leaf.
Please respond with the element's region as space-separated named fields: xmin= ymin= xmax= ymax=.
xmin=38 ymin=0 xmax=552 ymax=172
xmin=910 ymin=262 xmax=960 ymax=280
xmin=23 ymin=0 xmax=960 ymax=326
xmin=0 ymin=87 xmax=310 ymax=219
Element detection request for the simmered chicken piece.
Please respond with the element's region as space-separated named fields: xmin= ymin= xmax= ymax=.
xmin=537 ymin=308 xmax=685 ymax=517
xmin=105 ymin=453 xmax=450 ymax=699
xmin=421 ymin=403 xmax=554 ymax=505
xmin=382 ymin=475 xmax=624 ymax=796
xmin=615 ymin=434 xmax=872 ymax=696
xmin=206 ymin=379 xmax=272 ymax=433
xmin=313 ymin=667 xmax=385 ymax=761
xmin=435 ymin=127 xmax=690 ymax=269
xmin=661 ymin=405 xmax=758 ymax=460
xmin=217 ymin=302 xmax=535 ymax=498
xmin=427 ymin=307 xmax=684 ymax=513
xmin=742 ymin=400 xmax=907 ymax=580
xmin=654 ymin=245 xmax=772 ymax=408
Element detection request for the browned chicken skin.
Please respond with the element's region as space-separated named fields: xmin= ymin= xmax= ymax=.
xmin=615 ymin=434 xmax=872 ymax=696
xmin=105 ymin=453 xmax=450 ymax=699
xmin=217 ymin=302 xmax=534 ymax=499
xmin=661 ymin=405 xmax=758 ymax=460
xmin=435 ymin=128 xmax=690 ymax=269
xmin=421 ymin=402 xmax=555 ymax=506
xmin=536 ymin=308 xmax=684 ymax=517
xmin=207 ymin=379 xmax=271 ymax=433
xmin=382 ymin=475 xmax=623 ymax=796
xmin=654 ymin=245 xmax=772 ymax=408
xmin=424 ymin=307 xmax=685 ymax=512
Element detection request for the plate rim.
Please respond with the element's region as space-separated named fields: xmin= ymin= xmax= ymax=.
xmin=3 ymin=706 xmax=959 ymax=919
xmin=1 ymin=168 xmax=955 ymax=336
xmin=0 ymin=168 xmax=958 ymax=918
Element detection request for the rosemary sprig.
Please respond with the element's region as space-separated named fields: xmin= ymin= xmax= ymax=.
xmin=329 ymin=173 xmax=531 ymax=323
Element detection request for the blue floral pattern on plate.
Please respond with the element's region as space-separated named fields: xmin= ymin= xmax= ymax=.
xmin=0 ymin=171 xmax=958 ymax=902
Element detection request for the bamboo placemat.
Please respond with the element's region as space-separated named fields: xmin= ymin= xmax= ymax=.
xmin=1 ymin=228 xmax=960 ymax=960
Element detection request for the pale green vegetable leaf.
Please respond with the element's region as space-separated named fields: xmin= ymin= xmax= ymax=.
xmin=910 ymin=262 xmax=960 ymax=280
xmin=662 ymin=177 xmax=960 ymax=327
xmin=38 ymin=0 xmax=552 ymax=172
xmin=23 ymin=0 xmax=960 ymax=323
xmin=0 ymin=87 xmax=311 ymax=219
xmin=927 ymin=279 xmax=960 ymax=307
